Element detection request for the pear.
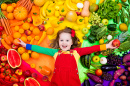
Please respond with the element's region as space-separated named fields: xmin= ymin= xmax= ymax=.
xmin=89 ymin=3 xmax=98 ymax=13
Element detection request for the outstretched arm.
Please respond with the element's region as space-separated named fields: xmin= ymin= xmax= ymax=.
xmin=18 ymin=39 xmax=58 ymax=56
xmin=75 ymin=40 xmax=117 ymax=56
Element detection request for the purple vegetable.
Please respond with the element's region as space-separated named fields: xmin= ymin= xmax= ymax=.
xmin=87 ymin=73 xmax=103 ymax=84
xmin=124 ymin=71 xmax=129 ymax=76
xmin=114 ymin=68 xmax=125 ymax=80
xmin=123 ymin=54 xmax=130 ymax=63
xmin=125 ymin=62 xmax=130 ymax=66
xmin=94 ymin=84 xmax=103 ymax=86
xmin=127 ymin=76 xmax=130 ymax=81
xmin=109 ymin=80 xmax=115 ymax=86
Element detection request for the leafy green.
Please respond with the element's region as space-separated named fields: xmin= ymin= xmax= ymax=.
xmin=97 ymin=0 xmax=120 ymax=20
xmin=0 ymin=0 xmax=18 ymax=5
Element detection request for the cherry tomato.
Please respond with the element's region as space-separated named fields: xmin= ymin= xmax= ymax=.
xmin=5 ymin=69 xmax=11 ymax=75
xmin=5 ymin=63 xmax=10 ymax=69
xmin=0 ymin=73 xmax=5 ymax=78
xmin=1 ymin=67 xmax=5 ymax=72
xmin=95 ymin=69 xmax=103 ymax=76
xmin=5 ymin=75 xmax=10 ymax=81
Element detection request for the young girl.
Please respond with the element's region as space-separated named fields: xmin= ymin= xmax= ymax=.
xmin=19 ymin=27 xmax=117 ymax=86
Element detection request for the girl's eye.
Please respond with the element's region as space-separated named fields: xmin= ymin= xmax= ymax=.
xmin=60 ymin=40 xmax=63 ymax=41
xmin=66 ymin=40 xmax=69 ymax=42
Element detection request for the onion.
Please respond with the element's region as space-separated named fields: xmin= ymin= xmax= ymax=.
xmin=100 ymin=57 xmax=107 ymax=64
xmin=77 ymin=3 xmax=83 ymax=8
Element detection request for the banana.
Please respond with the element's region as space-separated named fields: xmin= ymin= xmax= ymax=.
xmin=48 ymin=3 xmax=55 ymax=8
xmin=41 ymin=1 xmax=51 ymax=17
xmin=40 ymin=7 xmax=45 ymax=20
xmin=65 ymin=0 xmax=77 ymax=11
xmin=55 ymin=1 xmax=65 ymax=5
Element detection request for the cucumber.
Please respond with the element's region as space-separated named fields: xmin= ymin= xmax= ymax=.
xmin=107 ymin=24 xmax=117 ymax=31
xmin=80 ymin=55 xmax=91 ymax=69
xmin=88 ymin=35 xmax=96 ymax=43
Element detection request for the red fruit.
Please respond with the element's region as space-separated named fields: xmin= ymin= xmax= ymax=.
xmin=23 ymin=70 xmax=31 ymax=77
xmin=5 ymin=69 xmax=11 ymax=75
xmin=0 ymin=65 xmax=2 ymax=68
xmin=19 ymin=76 xmax=25 ymax=83
xmin=5 ymin=63 xmax=10 ymax=69
xmin=13 ymin=39 xmax=20 ymax=46
xmin=112 ymin=39 xmax=120 ymax=47
xmin=59 ymin=16 xmax=64 ymax=21
xmin=13 ymin=83 xmax=19 ymax=86
xmin=11 ymin=44 xmax=18 ymax=49
xmin=0 ymin=73 xmax=5 ymax=78
xmin=42 ymin=76 xmax=49 ymax=81
xmin=38 ymin=24 xmax=45 ymax=31
xmin=5 ymin=75 xmax=10 ymax=81
xmin=0 ymin=32 xmax=2 ymax=36
xmin=1 ymin=67 xmax=5 ymax=72
xmin=25 ymin=30 xmax=31 ymax=36
xmin=31 ymin=73 xmax=38 ymax=79
xmin=95 ymin=69 xmax=103 ymax=76
xmin=122 ymin=80 xmax=127 ymax=85
xmin=128 ymin=67 xmax=130 ymax=71
xmin=27 ymin=17 xmax=33 ymax=23
xmin=76 ymin=11 xmax=81 ymax=16
xmin=0 ymin=26 xmax=4 ymax=31
xmin=1 ymin=55 xmax=7 ymax=62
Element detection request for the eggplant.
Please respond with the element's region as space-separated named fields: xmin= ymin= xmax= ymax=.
xmin=84 ymin=79 xmax=90 ymax=86
xmin=101 ymin=65 xmax=121 ymax=71
xmin=107 ymin=24 xmax=117 ymax=31
xmin=95 ymin=84 xmax=103 ymax=86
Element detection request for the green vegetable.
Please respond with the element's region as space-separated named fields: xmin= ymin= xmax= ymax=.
xmin=0 ymin=0 xmax=18 ymax=4
xmin=88 ymin=35 xmax=96 ymax=43
xmin=129 ymin=0 xmax=130 ymax=4
xmin=96 ymin=26 xmax=107 ymax=40
xmin=113 ymin=15 xmax=120 ymax=24
xmin=80 ymin=55 xmax=91 ymax=69
xmin=119 ymin=41 xmax=130 ymax=51
xmin=90 ymin=25 xmax=99 ymax=36
xmin=107 ymin=24 xmax=117 ymax=31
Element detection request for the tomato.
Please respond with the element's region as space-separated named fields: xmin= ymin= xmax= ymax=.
xmin=5 ymin=69 xmax=11 ymax=75
xmin=95 ymin=69 xmax=103 ymax=76
xmin=1 ymin=68 xmax=5 ymax=72
xmin=5 ymin=63 xmax=10 ymax=69
xmin=5 ymin=75 xmax=10 ymax=81
xmin=0 ymin=73 xmax=5 ymax=78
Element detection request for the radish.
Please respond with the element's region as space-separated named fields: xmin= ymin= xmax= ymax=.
xmin=87 ymin=73 xmax=103 ymax=84
xmin=109 ymin=80 xmax=115 ymax=86
xmin=114 ymin=68 xmax=125 ymax=80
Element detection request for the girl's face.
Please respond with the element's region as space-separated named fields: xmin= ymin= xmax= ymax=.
xmin=59 ymin=32 xmax=73 ymax=51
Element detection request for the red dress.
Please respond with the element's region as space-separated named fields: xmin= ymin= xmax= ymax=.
xmin=51 ymin=50 xmax=81 ymax=86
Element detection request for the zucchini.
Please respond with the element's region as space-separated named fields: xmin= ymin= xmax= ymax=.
xmin=80 ymin=55 xmax=91 ymax=69
xmin=88 ymin=35 xmax=96 ymax=43
xmin=107 ymin=24 xmax=117 ymax=31
xmin=101 ymin=65 xmax=121 ymax=71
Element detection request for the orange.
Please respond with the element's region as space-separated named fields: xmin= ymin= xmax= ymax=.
xmin=22 ymin=23 xmax=30 ymax=30
xmin=7 ymin=6 xmax=14 ymax=13
xmin=30 ymin=26 xmax=34 ymax=31
xmin=46 ymin=27 xmax=54 ymax=35
xmin=11 ymin=3 xmax=16 ymax=8
xmin=30 ymin=63 xmax=36 ymax=68
xmin=32 ymin=28 xmax=40 ymax=35
xmin=99 ymin=39 xmax=104 ymax=44
xmin=13 ymin=39 xmax=20 ymax=45
xmin=95 ymin=69 xmax=103 ymax=76
xmin=31 ymin=52 xmax=39 ymax=59
xmin=20 ymin=36 xmax=27 ymax=43
xmin=117 ymin=3 xmax=122 ymax=10
xmin=27 ymin=36 xmax=32 ymax=41
xmin=2 ymin=34 xmax=7 ymax=38
xmin=7 ymin=13 xmax=14 ymax=20
xmin=121 ymin=0 xmax=127 ymax=2
xmin=13 ymin=32 xmax=21 ymax=38
xmin=34 ymin=36 xmax=40 ymax=40
xmin=1 ymin=3 xmax=7 ymax=11
xmin=21 ymin=53 xmax=30 ymax=60
xmin=119 ymin=23 xmax=128 ymax=31
xmin=19 ymin=28 xmax=24 ymax=34
xmin=18 ymin=47 xmax=25 ymax=54
xmin=14 ymin=26 xmax=19 ymax=31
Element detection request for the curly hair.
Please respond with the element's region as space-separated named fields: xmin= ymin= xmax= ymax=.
xmin=50 ymin=27 xmax=81 ymax=49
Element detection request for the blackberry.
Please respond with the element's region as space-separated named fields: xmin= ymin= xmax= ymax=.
xmin=101 ymin=72 xmax=113 ymax=81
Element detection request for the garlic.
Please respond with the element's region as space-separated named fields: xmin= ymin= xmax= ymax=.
xmin=77 ymin=3 xmax=83 ymax=8
xmin=107 ymin=35 xmax=112 ymax=40
xmin=100 ymin=57 xmax=107 ymax=64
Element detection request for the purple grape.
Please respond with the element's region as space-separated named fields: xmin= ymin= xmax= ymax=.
xmin=31 ymin=73 xmax=38 ymax=79
xmin=115 ymin=82 xmax=121 ymax=86
xmin=127 ymin=76 xmax=130 ymax=81
xmin=124 ymin=71 xmax=129 ymax=76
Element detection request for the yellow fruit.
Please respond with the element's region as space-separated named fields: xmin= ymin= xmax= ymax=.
xmin=30 ymin=26 xmax=34 ymax=31
xmin=22 ymin=53 xmax=30 ymax=60
xmin=31 ymin=52 xmax=39 ymax=59
xmin=27 ymin=36 xmax=32 ymax=41
xmin=19 ymin=29 xmax=24 ymax=34
xmin=28 ymin=50 xmax=32 ymax=54
xmin=11 ymin=3 xmax=16 ymax=8
xmin=22 ymin=23 xmax=30 ymax=30
xmin=7 ymin=13 xmax=14 ymax=20
xmin=34 ymin=36 xmax=40 ymax=40
xmin=13 ymin=32 xmax=21 ymax=38
xmin=92 ymin=56 xmax=100 ymax=62
xmin=72 ymin=25 xmax=80 ymax=31
xmin=33 ymin=0 xmax=46 ymax=7
xmin=14 ymin=26 xmax=19 ymax=31
xmin=121 ymin=0 xmax=127 ymax=2
xmin=30 ymin=63 xmax=36 ymax=68
xmin=66 ymin=11 xmax=77 ymax=22
xmin=20 ymin=36 xmax=27 ymax=43
xmin=86 ymin=24 xmax=92 ymax=29
xmin=18 ymin=47 xmax=25 ymax=54
xmin=33 ymin=28 xmax=40 ymax=35
xmin=72 ymin=0 xmax=80 ymax=3
xmin=99 ymin=39 xmax=104 ymax=44
xmin=55 ymin=6 xmax=60 ymax=10
xmin=1 ymin=3 xmax=7 ymax=10
xmin=7 ymin=6 xmax=14 ymax=13
xmin=117 ymin=3 xmax=122 ymax=10
xmin=119 ymin=23 xmax=128 ymax=31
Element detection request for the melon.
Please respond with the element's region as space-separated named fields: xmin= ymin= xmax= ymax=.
xmin=7 ymin=49 xmax=21 ymax=68
xmin=24 ymin=77 xmax=41 ymax=86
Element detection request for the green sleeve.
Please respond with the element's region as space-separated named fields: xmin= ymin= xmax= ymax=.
xmin=31 ymin=45 xmax=59 ymax=56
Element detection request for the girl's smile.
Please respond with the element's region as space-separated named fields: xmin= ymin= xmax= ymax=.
xmin=59 ymin=32 xmax=73 ymax=51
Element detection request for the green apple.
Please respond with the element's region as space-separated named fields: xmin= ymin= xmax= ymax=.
xmin=82 ymin=28 xmax=89 ymax=34
xmin=102 ymin=19 xmax=109 ymax=25
xmin=92 ymin=56 xmax=100 ymax=62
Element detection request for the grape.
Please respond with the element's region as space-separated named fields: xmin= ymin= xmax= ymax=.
xmin=101 ymin=72 xmax=113 ymax=81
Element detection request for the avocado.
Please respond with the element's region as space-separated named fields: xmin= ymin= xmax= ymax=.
xmin=89 ymin=3 xmax=99 ymax=12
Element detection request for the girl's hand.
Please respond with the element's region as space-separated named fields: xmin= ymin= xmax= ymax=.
xmin=18 ymin=39 xmax=26 ymax=47
xmin=106 ymin=40 xmax=117 ymax=49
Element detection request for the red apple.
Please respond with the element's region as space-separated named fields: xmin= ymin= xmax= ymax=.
xmin=11 ymin=44 xmax=18 ymax=49
xmin=19 ymin=76 xmax=25 ymax=83
xmin=0 ymin=26 xmax=4 ymax=31
xmin=112 ymin=39 xmax=120 ymax=47
xmin=76 ymin=11 xmax=81 ymax=16
xmin=25 ymin=30 xmax=31 ymax=36
xmin=1 ymin=55 xmax=7 ymax=61
xmin=13 ymin=83 xmax=19 ymax=86
xmin=27 ymin=17 xmax=33 ymax=23
xmin=59 ymin=16 xmax=64 ymax=21
xmin=38 ymin=24 xmax=45 ymax=31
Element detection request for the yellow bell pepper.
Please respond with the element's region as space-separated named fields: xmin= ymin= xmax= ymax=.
xmin=76 ymin=17 xmax=84 ymax=25
xmin=46 ymin=8 xmax=55 ymax=16
xmin=50 ymin=19 xmax=63 ymax=28
xmin=55 ymin=11 xmax=60 ymax=17
xmin=59 ymin=7 xmax=67 ymax=16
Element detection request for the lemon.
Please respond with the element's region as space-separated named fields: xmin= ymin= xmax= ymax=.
xmin=99 ymin=39 xmax=104 ymax=44
xmin=92 ymin=56 xmax=100 ymax=62
xmin=86 ymin=24 xmax=92 ymax=29
xmin=34 ymin=0 xmax=46 ymax=7
xmin=119 ymin=23 xmax=128 ymax=31
xmin=14 ymin=26 xmax=19 ymax=31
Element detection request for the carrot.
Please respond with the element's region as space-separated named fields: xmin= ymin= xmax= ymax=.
xmin=2 ymin=18 xmax=10 ymax=35
xmin=7 ymin=35 xmax=14 ymax=43
xmin=4 ymin=18 xmax=12 ymax=35
xmin=4 ymin=36 xmax=11 ymax=45
xmin=18 ymin=0 xmax=26 ymax=6
xmin=37 ymin=31 xmax=46 ymax=45
xmin=1 ymin=39 xmax=11 ymax=50
xmin=0 ymin=18 xmax=9 ymax=35
xmin=113 ymin=68 xmax=125 ymax=80
xmin=10 ymin=21 xmax=24 ymax=27
xmin=6 ymin=19 xmax=12 ymax=35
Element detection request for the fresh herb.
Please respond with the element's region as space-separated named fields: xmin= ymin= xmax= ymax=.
xmin=0 ymin=0 xmax=19 ymax=4
xmin=97 ymin=0 xmax=120 ymax=20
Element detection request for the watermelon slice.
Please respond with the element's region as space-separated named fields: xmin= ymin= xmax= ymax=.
xmin=7 ymin=49 xmax=21 ymax=68
xmin=24 ymin=77 xmax=41 ymax=86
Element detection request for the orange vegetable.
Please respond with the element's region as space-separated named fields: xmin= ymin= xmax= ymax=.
xmin=31 ymin=6 xmax=40 ymax=16
xmin=10 ymin=20 xmax=24 ymax=27
xmin=4 ymin=36 xmax=11 ymax=45
xmin=7 ymin=35 xmax=14 ymax=43
xmin=81 ymin=1 xmax=90 ymax=17
xmin=39 ymin=66 xmax=51 ymax=76
xmin=1 ymin=39 xmax=11 ymax=50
